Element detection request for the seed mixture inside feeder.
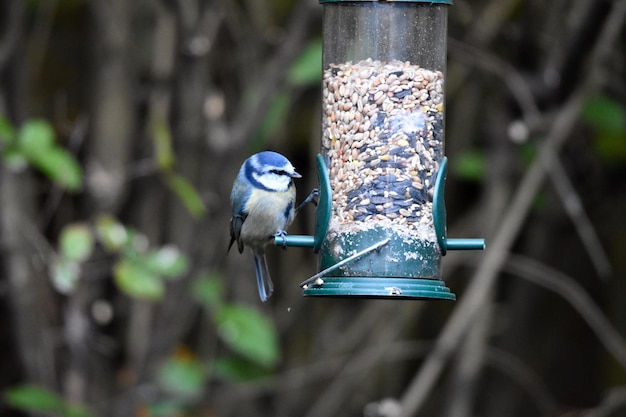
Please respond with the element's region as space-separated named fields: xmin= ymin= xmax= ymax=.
xmin=322 ymin=59 xmax=444 ymax=242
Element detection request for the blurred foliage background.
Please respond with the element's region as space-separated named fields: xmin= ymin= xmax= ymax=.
xmin=0 ymin=0 xmax=625 ymax=416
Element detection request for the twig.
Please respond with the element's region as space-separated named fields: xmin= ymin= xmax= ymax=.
xmin=299 ymin=238 xmax=390 ymax=287
xmin=443 ymin=299 xmax=492 ymax=417
xmin=26 ymin=0 xmax=59 ymax=85
xmin=504 ymin=254 xmax=626 ymax=369
xmin=213 ymin=340 xmax=558 ymax=417
xmin=229 ymin=0 xmax=319 ymax=148
xmin=540 ymin=147 xmax=613 ymax=279
xmin=0 ymin=0 xmax=25 ymax=71
xmin=580 ymin=386 xmax=626 ymax=417
xmin=484 ymin=347 xmax=559 ymax=415
xmin=452 ymin=33 xmax=612 ymax=282
xmin=449 ymin=39 xmax=542 ymax=127
xmin=399 ymin=87 xmax=586 ymax=417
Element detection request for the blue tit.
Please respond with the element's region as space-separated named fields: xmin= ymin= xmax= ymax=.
xmin=228 ymin=151 xmax=301 ymax=301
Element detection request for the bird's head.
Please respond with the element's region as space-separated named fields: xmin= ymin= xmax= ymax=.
xmin=243 ymin=151 xmax=301 ymax=192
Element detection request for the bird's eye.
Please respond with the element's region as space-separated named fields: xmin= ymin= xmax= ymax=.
xmin=270 ymin=169 xmax=287 ymax=176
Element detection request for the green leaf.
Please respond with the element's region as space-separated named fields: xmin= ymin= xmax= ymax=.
xmin=157 ymin=355 xmax=206 ymax=398
xmin=4 ymin=118 xmax=83 ymax=190
xmin=143 ymin=245 xmax=189 ymax=279
xmin=153 ymin=118 xmax=175 ymax=170
xmin=163 ymin=172 xmax=206 ymax=218
xmin=4 ymin=386 xmax=64 ymax=413
xmin=29 ymin=147 xmax=83 ymax=191
xmin=582 ymin=95 xmax=626 ymax=164
xmin=214 ymin=304 xmax=279 ymax=368
xmin=114 ymin=259 xmax=164 ymax=300
xmin=520 ymin=142 xmax=537 ymax=165
xmin=15 ymin=119 xmax=83 ymax=190
xmin=50 ymin=257 xmax=81 ymax=295
xmin=452 ymin=151 xmax=486 ymax=181
xmin=146 ymin=401 xmax=186 ymax=417
xmin=124 ymin=230 xmax=150 ymax=254
xmin=0 ymin=114 xmax=15 ymax=144
xmin=2 ymin=148 xmax=28 ymax=170
xmin=213 ymin=356 xmax=272 ymax=382
xmin=60 ymin=223 xmax=95 ymax=262
xmin=17 ymin=119 xmax=55 ymax=154
xmin=593 ymin=131 xmax=626 ymax=163
xmin=288 ymin=39 xmax=322 ymax=85
xmin=582 ymin=95 xmax=626 ymax=135
xmin=192 ymin=274 xmax=224 ymax=310
xmin=95 ymin=215 xmax=129 ymax=251
xmin=64 ymin=404 xmax=96 ymax=417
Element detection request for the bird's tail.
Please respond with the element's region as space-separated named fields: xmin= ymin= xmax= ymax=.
xmin=253 ymin=249 xmax=274 ymax=302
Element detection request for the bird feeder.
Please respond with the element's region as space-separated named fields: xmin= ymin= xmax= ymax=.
xmin=277 ymin=0 xmax=484 ymax=299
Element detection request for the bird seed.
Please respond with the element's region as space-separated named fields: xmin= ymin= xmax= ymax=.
xmin=322 ymin=59 xmax=444 ymax=242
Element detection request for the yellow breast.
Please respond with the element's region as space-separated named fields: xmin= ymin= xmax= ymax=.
xmin=241 ymin=187 xmax=296 ymax=245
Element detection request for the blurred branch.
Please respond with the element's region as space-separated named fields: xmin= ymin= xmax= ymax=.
xmin=127 ymin=0 xmax=223 ymax=389
xmin=86 ymin=0 xmax=135 ymax=211
xmin=443 ymin=300 xmax=492 ymax=417
xmin=25 ymin=0 xmax=59 ymax=84
xmin=484 ymin=347 xmax=559 ymax=415
xmin=504 ymin=255 xmax=626 ymax=369
xmin=465 ymin=0 xmax=520 ymax=45
xmin=398 ymin=2 xmax=626 ymax=415
xmin=399 ymin=87 xmax=585 ymax=417
xmin=449 ymin=39 xmax=542 ymax=127
xmin=0 ymin=169 xmax=59 ymax=390
xmin=301 ymin=303 xmax=408 ymax=417
xmin=580 ymin=386 xmax=626 ymax=417
xmin=230 ymin=0 xmax=319 ymax=148
xmin=214 ymin=339 xmax=558 ymax=417
xmin=540 ymin=147 xmax=613 ymax=279
xmin=0 ymin=0 xmax=24 ymax=71
xmin=451 ymin=5 xmax=613 ymax=279
xmin=544 ymin=0 xmax=616 ymax=104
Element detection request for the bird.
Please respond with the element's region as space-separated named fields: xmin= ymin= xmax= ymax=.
xmin=228 ymin=151 xmax=302 ymax=302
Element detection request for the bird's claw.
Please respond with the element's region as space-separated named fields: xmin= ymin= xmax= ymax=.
xmin=296 ymin=188 xmax=319 ymax=212
xmin=309 ymin=188 xmax=320 ymax=207
xmin=275 ymin=230 xmax=289 ymax=250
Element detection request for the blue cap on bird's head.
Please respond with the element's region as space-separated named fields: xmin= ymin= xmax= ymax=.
xmin=250 ymin=151 xmax=301 ymax=176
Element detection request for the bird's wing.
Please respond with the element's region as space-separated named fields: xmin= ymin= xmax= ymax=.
xmin=228 ymin=213 xmax=247 ymax=254
xmin=228 ymin=184 xmax=251 ymax=254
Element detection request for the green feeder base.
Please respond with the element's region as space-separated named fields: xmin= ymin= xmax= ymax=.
xmin=302 ymin=277 xmax=455 ymax=300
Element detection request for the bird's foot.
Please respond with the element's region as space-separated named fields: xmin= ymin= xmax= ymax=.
xmin=296 ymin=188 xmax=320 ymax=213
xmin=275 ymin=230 xmax=289 ymax=250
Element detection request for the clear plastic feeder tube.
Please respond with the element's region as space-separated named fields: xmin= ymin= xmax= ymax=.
xmin=320 ymin=0 xmax=450 ymax=280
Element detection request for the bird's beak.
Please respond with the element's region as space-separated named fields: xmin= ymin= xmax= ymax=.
xmin=291 ymin=171 xmax=302 ymax=179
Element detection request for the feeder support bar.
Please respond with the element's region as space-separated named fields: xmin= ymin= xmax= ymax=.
xmin=274 ymin=154 xmax=331 ymax=250
xmin=433 ymin=157 xmax=486 ymax=255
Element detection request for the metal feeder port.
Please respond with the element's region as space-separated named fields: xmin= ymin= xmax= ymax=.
xmin=276 ymin=0 xmax=484 ymax=299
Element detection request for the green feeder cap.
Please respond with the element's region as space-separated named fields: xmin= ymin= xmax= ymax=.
xmin=302 ymin=277 xmax=455 ymax=299
xmin=301 ymin=232 xmax=455 ymax=300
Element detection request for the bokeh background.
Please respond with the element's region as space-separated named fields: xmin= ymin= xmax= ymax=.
xmin=0 ymin=0 xmax=625 ymax=416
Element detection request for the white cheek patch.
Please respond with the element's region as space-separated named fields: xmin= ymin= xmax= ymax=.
xmin=254 ymin=172 xmax=290 ymax=192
